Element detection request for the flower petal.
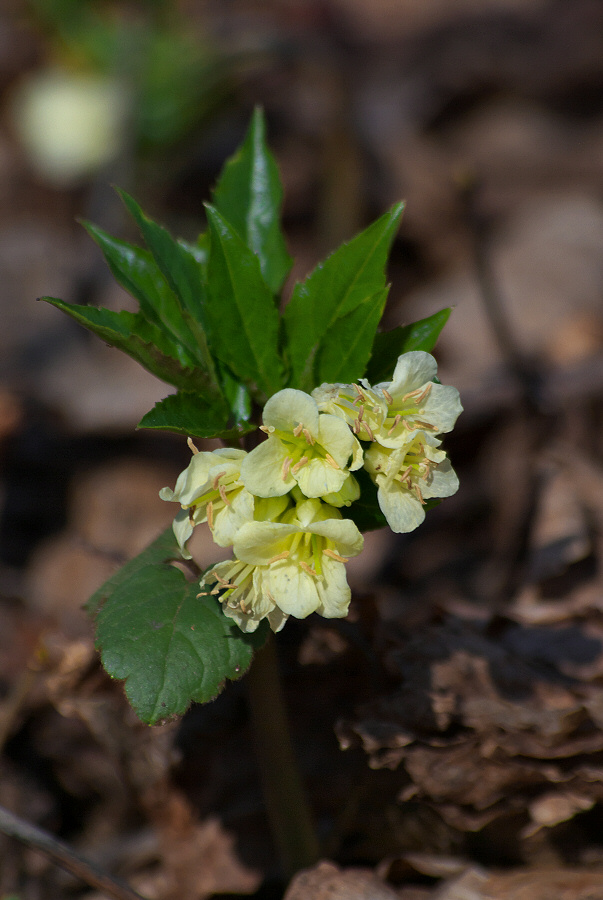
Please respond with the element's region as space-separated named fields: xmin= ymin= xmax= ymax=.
xmin=295 ymin=458 xmax=348 ymax=498
xmin=386 ymin=350 xmax=438 ymax=395
xmin=421 ymin=383 xmax=463 ymax=433
xmin=422 ymin=458 xmax=460 ymax=499
xmin=263 ymin=560 xmax=320 ymax=617
xmin=378 ymin=483 xmax=425 ymax=533
xmin=211 ymin=488 xmax=255 ymax=547
xmin=263 ymin=388 xmax=319 ymax=435
xmin=315 ymin=556 xmax=351 ymax=618
xmin=240 ymin=438 xmax=294 ymax=497
xmin=316 ymin=413 xmax=361 ymax=469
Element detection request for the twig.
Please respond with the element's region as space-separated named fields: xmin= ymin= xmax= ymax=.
xmin=0 ymin=804 xmax=148 ymax=900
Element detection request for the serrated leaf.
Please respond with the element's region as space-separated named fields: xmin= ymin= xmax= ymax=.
xmin=205 ymin=205 xmax=283 ymax=398
xmin=138 ymin=390 xmax=254 ymax=440
xmin=40 ymin=297 xmax=219 ymax=394
xmin=283 ymin=202 xmax=404 ymax=390
xmin=95 ymin=561 xmax=266 ymax=723
xmin=117 ymin=189 xmax=220 ymax=392
xmin=365 ymin=308 xmax=452 ymax=384
xmin=87 ymin=526 xmax=180 ymax=617
xmin=212 ymin=107 xmax=292 ymax=293
xmin=82 ymin=221 xmax=202 ymax=357
xmin=316 ymin=287 xmax=389 ymax=385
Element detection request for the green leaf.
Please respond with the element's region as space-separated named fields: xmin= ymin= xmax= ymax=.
xmin=283 ymin=202 xmax=404 ymax=390
xmin=316 ymin=287 xmax=389 ymax=385
xmin=40 ymin=298 xmax=219 ymax=395
xmin=87 ymin=526 xmax=181 ymax=617
xmin=117 ymin=190 xmax=221 ymax=393
xmin=365 ymin=308 xmax=452 ymax=384
xmin=94 ymin=558 xmax=266 ymax=724
xmin=81 ymin=221 xmax=202 ymax=357
xmin=212 ymin=107 xmax=292 ymax=294
xmin=138 ymin=390 xmax=254 ymax=440
xmin=205 ymin=205 xmax=284 ymax=398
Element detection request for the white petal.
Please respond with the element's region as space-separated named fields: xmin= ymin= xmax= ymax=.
xmin=234 ymin=521 xmax=298 ymax=565
xmin=296 ymin=458 xmax=347 ymax=498
xmin=421 ymin=383 xmax=463 ymax=433
xmin=162 ymin=451 xmax=215 ymax=506
xmin=211 ymin=488 xmax=255 ymax=547
xmin=386 ymin=351 xmax=438 ymax=395
xmin=263 ymin=388 xmax=319 ymax=435
xmin=316 ymin=414 xmax=359 ymax=468
xmin=378 ymin=484 xmax=425 ymax=533
xmin=422 ymin=458 xmax=460 ymax=499
xmin=314 ymin=556 xmax=351 ymax=618
xmin=264 ymin=560 xmax=320 ymax=617
xmin=310 ymin=517 xmax=364 ymax=558
xmin=240 ymin=438 xmax=293 ymax=497
xmin=172 ymin=508 xmax=194 ymax=557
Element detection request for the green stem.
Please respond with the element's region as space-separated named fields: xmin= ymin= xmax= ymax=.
xmin=247 ymin=634 xmax=320 ymax=877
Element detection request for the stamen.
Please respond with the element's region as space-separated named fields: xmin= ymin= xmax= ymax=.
xmin=207 ymin=500 xmax=214 ymax=530
xmin=353 ymin=419 xmax=360 ymax=434
xmin=212 ymin=470 xmax=227 ymax=490
xmin=382 ymin=388 xmax=393 ymax=404
xmin=357 ymin=406 xmax=364 ymax=422
xmin=402 ymin=388 xmax=423 ymax=401
xmin=215 ymin=574 xmax=236 ymax=588
xmin=399 ymin=465 xmax=412 ymax=482
xmin=323 ymin=548 xmax=348 ymax=563
xmin=414 ymin=484 xmax=425 ymax=504
xmin=240 ymin=598 xmax=248 ymax=613
xmin=187 ymin=437 xmax=199 ymax=454
xmin=414 ymin=419 xmax=439 ymax=431
xmin=387 ymin=414 xmax=402 ymax=436
xmin=259 ymin=425 xmax=271 ymax=434
xmin=364 ymin=423 xmax=375 ymax=441
xmin=416 ymin=383 xmax=432 ymax=404
xmin=268 ymin=551 xmax=290 ymax=564
xmin=218 ymin=484 xmax=230 ymax=505
xmin=302 ymin=427 xmax=315 ymax=445
xmin=299 ymin=561 xmax=319 ymax=577
xmin=325 ymin=453 xmax=340 ymax=469
xmin=353 ymin=383 xmax=365 ymax=399
xmin=293 ymin=422 xmax=304 ymax=437
xmin=292 ymin=456 xmax=309 ymax=474
xmin=282 ymin=456 xmax=293 ymax=481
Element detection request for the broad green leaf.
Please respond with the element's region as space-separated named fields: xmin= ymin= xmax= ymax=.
xmin=95 ymin=561 xmax=266 ymax=723
xmin=117 ymin=189 xmax=220 ymax=391
xmin=283 ymin=202 xmax=404 ymax=390
xmin=87 ymin=526 xmax=181 ymax=617
xmin=316 ymin=287 xmax=389 ymax=386
xmin=82 ymin=221 xmax=201 ymax=357
xmin=212 ymin=107 xmax=292 ymax=293
xmin=205 ymin=205 xmax=283 ymax=398
xmin=41 ymin=298 xmax=219 ymax=395
xmin=138 ymin=390 xmax=254 ymax=440
xmin=365 ymin=308 xmax=452 ymax=384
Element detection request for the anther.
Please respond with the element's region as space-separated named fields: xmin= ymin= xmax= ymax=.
xmin=416 ymin=383 xmax=432 ymax=404
xmin=212 ymin=471 xmax=227 ymax=490
xmin=414 ymin=419 xmax=438 ymax=431
xmin=325 ymin=453 xmax=340 ymax=469
xmin=323 ymin=548 xmax=348 ymax=563
xmin=357 ymin=406 xmax=364 ymax=422
xmin=268 ymin=551 xmax=290 ymax=563
xmin=302 ymin=427 xmax=315 ymax=445
xmin=259 ymin=425 xmax=273 ymax=434
xmin=414 ymin=484 xmax=425 ymax=504
xmin=293 ymin=423 xmax=304 ymax=437
xmin=187 ymin=437 xmax=200 ymax=454
xmin=353 ymin=383 xmax=365 ymax=399
xmin=292 ymin=456 xmax=309 ymax=474
xmin=387 ymin=414 xmax=402 ymax=435
xmin=299 ymin=561 xmax=318 ymax=577
xmin=207 ymin=500 xmax=214 ymax=530
xmin=382 ymin=389 xmax=393 ymax=404
xmin=218 ymin=484 xmax=230 ymax=505
xmin=282 ymin=456 xmax=293 ymax=481
xmin=353 ymin=419 xmax=360 ymax=434
xmin=364 ymin=423 xmax=375 ymax=441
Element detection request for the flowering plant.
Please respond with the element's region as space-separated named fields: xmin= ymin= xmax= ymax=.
xmin=42 ymin=109 xmax=461 ymax=724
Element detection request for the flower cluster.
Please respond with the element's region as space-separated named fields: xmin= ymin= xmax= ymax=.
xmin=160 ymin=351 xmax=461 ymax=633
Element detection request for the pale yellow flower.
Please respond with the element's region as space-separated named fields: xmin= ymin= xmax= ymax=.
xmin=200 ymin=498 xmax=363 ymax=633
xmin=240 ymin=388 xmax=362 ymax=501
xmin=160 ymin=446 xmax=253 ymax=556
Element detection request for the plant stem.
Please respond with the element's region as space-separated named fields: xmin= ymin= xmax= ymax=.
xmin=247 ymin=634 xmax=320 ymax=877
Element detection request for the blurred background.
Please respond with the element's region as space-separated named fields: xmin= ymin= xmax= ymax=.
xmin=3 ymin=1 xmax=603 ymax=898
